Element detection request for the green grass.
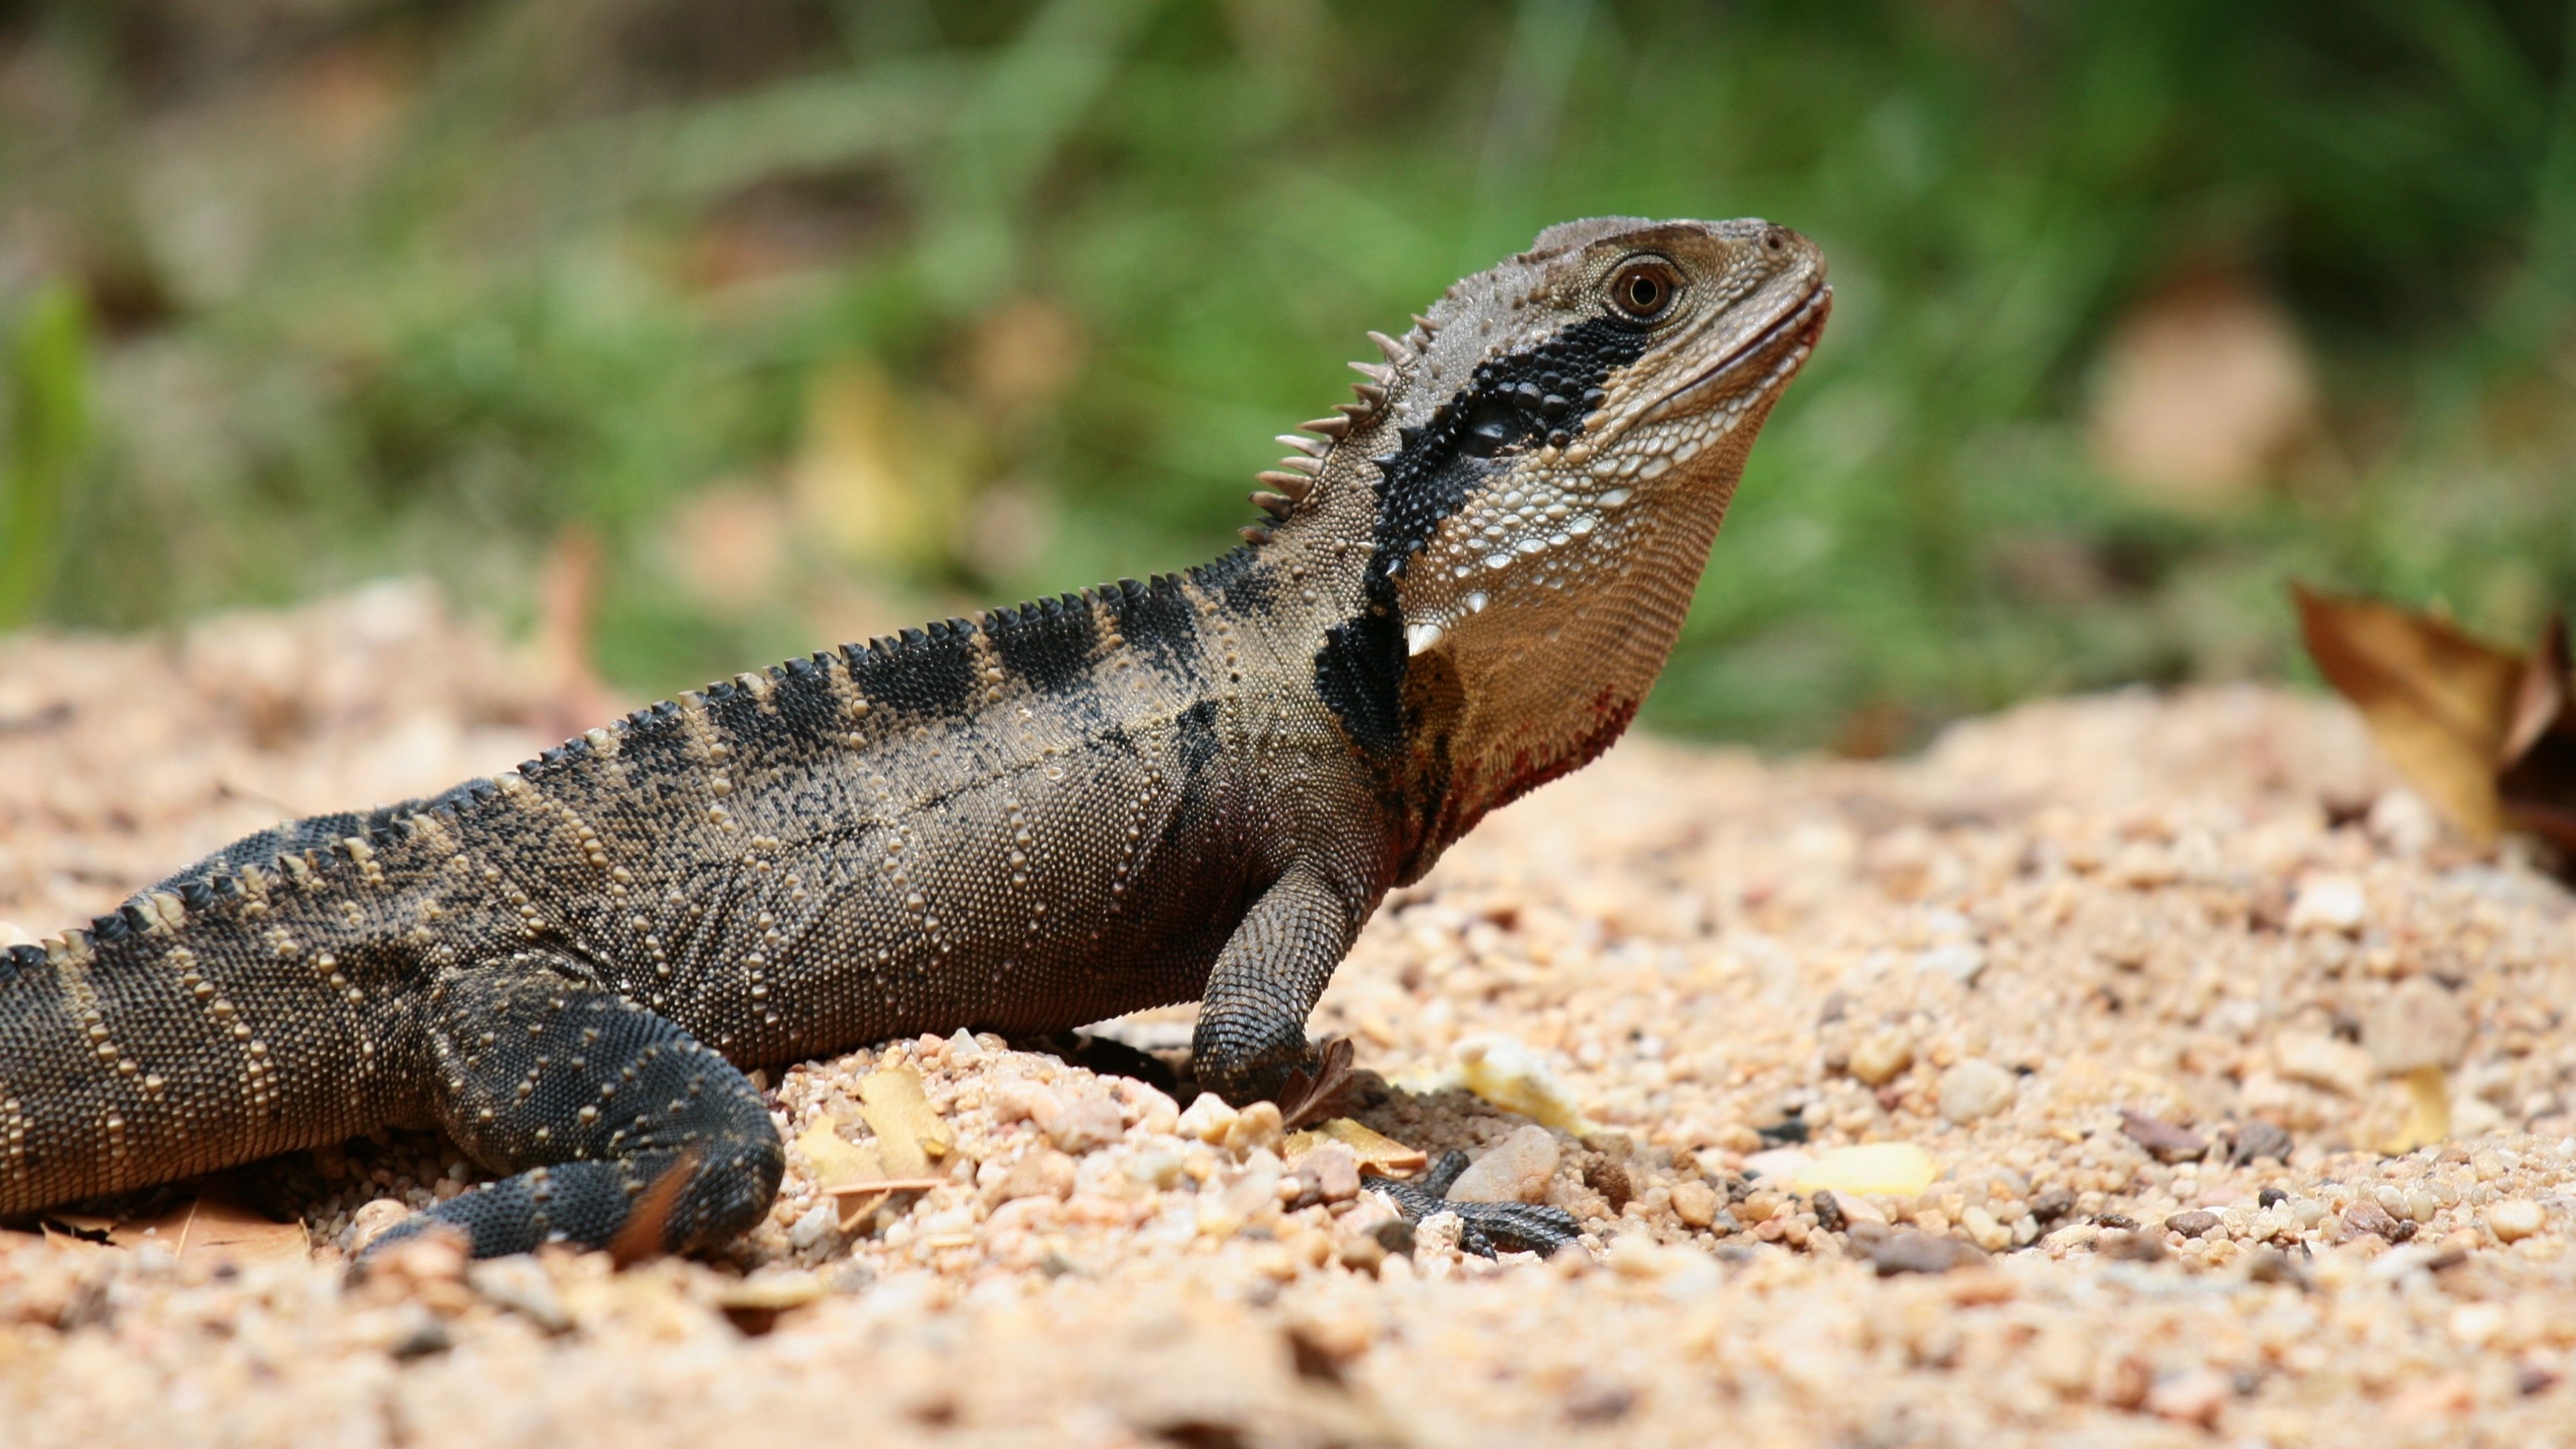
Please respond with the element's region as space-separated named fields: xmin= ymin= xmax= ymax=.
xmin=1 ymin=0 xmax=2570 ymax=747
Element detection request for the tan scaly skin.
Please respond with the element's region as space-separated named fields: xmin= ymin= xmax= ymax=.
xmin=0 ymin=217 xmax=1826 ymax=1260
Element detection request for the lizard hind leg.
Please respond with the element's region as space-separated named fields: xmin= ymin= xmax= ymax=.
xmin=363 ymin=953 xmax=783 ymax=1263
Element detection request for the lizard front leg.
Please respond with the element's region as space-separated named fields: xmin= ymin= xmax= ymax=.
xmin=364 ymin=951 xmax=783 ymax=1263
xmin=1190 ymin=859 xmax=1373 ymax=1123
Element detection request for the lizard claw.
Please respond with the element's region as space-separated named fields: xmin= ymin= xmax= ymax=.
xmin=1272 ymin=1035 xmax=1357 ymax=1130
xmin=1364 ymin=1150 xmax=1584 ymax=1258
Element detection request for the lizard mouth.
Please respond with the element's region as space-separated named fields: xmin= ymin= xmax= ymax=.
xmin=1635 ymin=281 xmax=1831 ymax=426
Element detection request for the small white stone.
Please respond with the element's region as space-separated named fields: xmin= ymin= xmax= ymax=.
xmin=1176 ymin=1092 xmax=1238 ymax=1145
xmin=1960 ymin=1205 xmax=2011 ymax=1252
xmin=2489 ymin=1199 xmax=2546 ymax=1243
xmin=1938 ymin=1058 xmax=2015 ymax=1124
xmin=1915 ymin=943 xmax=1986 ymax=986
xmin=2288 ymin=874 xmax=2367 ymax=934
xmin=2366 ymin=976 xmax=2471 ymax=1073
xmin=790 ymin=1201 xmax=838 ymax=1250
xmin=1446 ymin=1124 xmax=1560 ymax=1204
xmin=2273 ymin=1032 xmax=2375 ymax=1097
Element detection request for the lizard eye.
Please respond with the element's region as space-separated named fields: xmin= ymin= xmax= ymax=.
xmin=1605 ymin=257 xmax=1681 ymax=323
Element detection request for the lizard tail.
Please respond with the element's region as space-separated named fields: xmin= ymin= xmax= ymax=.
xmin=0 ymin=825 xmax=438 ymax=1216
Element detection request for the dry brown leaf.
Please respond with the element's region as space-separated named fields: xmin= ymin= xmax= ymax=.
xmin=107 ymin=1191 xmax=308 ymax=1264
xmin=819 ymin=1175 xmax=948 ymax=1199
xmin=2292 ymin=584 xmax=2522 ymax=841
xmin=2501 ymin=614 xmax=2576 ymax=853
xmin=856 ymin=1066 xmax=953 ymax=1177
xmin=820 ymin=1175 xmax=945 ymax=1232
xmin=1281 ymin=1119 xmax=1428 ymax=1178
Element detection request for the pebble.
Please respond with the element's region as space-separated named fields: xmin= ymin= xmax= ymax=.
xmin=1175 ymin=1093 xmax=1238 ymax=1144
xmin=1222 ymin=1102 xmax=1285 ymax=1158
xmin=2231 ymin=1120 xmax=2295 ymax=1165
xmin=1670 ymin=1181 xmax=1720 ymax=1229
xmin=789 ymin=1202 xmax=838 ymax=1250
xmin=2145 ymin=1368 xmax=2230 ymax=1427
xmin=1960 ymin=1205 xmax=2010 ymax=1252
xmin=2288 ymin=873 xmax=2367 ymax=933
xmin=1914 ymin=943 xmax=1986 ymax=986
xmin=1847 ymin=1030 xmax=1913 ymax=1086
xmin=466 ymin=1256 xmax=572 ymax=1334
xmin=2341 ymin=1199 xmax=2400 ymax=1242
xmin=991 ymin=1147 xmax=1078 ymax=1203
xmin=2367 ymin=976 xmax=2471 ymax=1073
xmin=2488 ymin=1200 xmax=2546 ymax=1243
xmin=347 ymin=1197 xmax=413 ymax=1255
xmin=1294 ymin=1143 xmax=1361 ymax=1203
xmin=2274 ymin=1032 xmax=2375 ymax=1097
xmin=1044 ymin=1096 xmax=1126 ymax=1155
xmin=1446 ymin=1124 xmax=1560 ymax=1204
xmin=2120 ymin=1109 xmax=2208 ymax=1163
xmin=1742 ymin=1147 xmax=1813 ymax=1183
xmin=1937 ymin=1059 xmax=2014 ymax=1124
xmin=2165 ymin=1210 xmax=2220 ymax=1239
xmin=1871 ymin=1232 xmax=1974 ymax=1276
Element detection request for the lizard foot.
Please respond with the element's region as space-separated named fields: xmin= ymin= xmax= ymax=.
xmin=1273 ymin=1035 xmax=1357 ymax=1130
xmin=1364 ymin=1150 xmax=1583 ymax=1258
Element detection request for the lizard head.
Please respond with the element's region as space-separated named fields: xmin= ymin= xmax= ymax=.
xmin=1279 ymin=217 xmax=1827 ymax=861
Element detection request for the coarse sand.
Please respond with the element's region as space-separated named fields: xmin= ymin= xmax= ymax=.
xmin=4 ymin=582 xmax=2575 ymax=1448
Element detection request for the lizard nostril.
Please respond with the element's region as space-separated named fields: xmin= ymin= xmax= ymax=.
xmin=1762 ymin=227 xmax=1789 ymax=254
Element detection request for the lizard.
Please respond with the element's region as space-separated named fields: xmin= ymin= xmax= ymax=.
xmin=0 ymin=216 xmax=1827 ymax=1263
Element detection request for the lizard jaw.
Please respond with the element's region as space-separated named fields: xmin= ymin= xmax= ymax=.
xmin=1635 ymin=281 xmax=1832 ymax=427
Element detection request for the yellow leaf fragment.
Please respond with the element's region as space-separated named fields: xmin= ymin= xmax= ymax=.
xmin=2294 ymin=584 xmax=2521 ymax=841
xmin=2383 ymin=1066 xmax=2453 ymax=1155
xmin=1792 ymin=1142 xmax=1939 ymax=1199
xmin=857 ymin=1065 xmax=952 ymax=1177
xmin=1455 ymin=1033 xmax=1599 ymax=1134
xmin=1283 ymin=1119 xmax=1428 ymax=1177
xmin=716 ymin=1271 xmax=826 ymax=1311
xmin=794 ymin=1122 xmax=883 ymax=1190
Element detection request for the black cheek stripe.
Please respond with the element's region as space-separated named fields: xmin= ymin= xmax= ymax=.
xmin=1312 ymin=315 xmax=1651 ymax=759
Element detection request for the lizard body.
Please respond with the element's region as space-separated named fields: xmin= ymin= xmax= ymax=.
xmin=0 ymin=217 xmax=1827 ymax=1258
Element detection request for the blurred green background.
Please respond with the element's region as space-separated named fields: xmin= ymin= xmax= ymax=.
xmin=1 ymin=0 xmax=2571 ymax=749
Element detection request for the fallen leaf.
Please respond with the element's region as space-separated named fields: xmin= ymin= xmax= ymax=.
xmin=2501 ymin=613 xmax=2576 ymax=852
xmin=108 ymin=1191 xmax=308 ymax=1264
xmin=2293 ymin=585 xmax=2523 ymax=841
xmin=2383 ymin=1066 xmax=2454 ymax=1155
xmin=818 ymin=1175 xmax=949 ymax=1199
xmin=1281 ymin=1119 xmax=1428 ymax=1178
xmin=819 ymin=1175 xmax=945 ymax=1232
xmin=856 ymin=1065 xmax=953 ymax=1177
xmin=794 ymin=1121 xmax=883 ymax=1189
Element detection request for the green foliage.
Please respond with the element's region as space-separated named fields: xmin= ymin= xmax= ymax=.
xmin=0 ymin=283 xmax=90 ymax=629
xmin=0 ymin=0 xmax=2569 ymax=745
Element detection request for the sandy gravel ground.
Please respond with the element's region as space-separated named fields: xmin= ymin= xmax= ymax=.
xmin=4 ymin=584 xmax=2575 ymax=1448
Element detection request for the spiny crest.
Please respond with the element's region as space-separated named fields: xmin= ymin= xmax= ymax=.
xmin=1237 ymin=311 xmax=1444 ymax=545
